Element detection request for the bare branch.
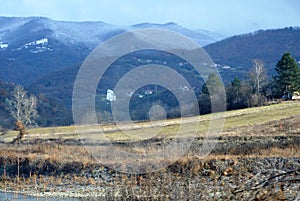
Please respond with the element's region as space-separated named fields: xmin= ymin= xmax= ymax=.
xmin=249 ymin=59 xmax=267 ymax=95
xmin=10 ymin=84 xmax=38 ymax=126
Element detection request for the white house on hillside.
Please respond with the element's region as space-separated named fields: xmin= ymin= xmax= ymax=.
xmin=106 ymin=89 xmax=116 ymax=102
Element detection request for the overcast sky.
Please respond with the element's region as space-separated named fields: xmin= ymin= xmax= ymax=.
xmin=0 ymin=0 xmax=299 ymax=36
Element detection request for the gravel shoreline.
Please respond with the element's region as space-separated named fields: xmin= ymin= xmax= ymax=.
xmin=0 ymin=157 xmax=299 ymax=200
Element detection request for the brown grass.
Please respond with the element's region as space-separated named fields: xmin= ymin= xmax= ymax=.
xmin=0 ymin=102 xmax=299 ymax=200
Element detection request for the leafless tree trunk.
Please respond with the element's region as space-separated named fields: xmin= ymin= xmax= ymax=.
xmin=23 ymin=94 xmax=38 ymax=126
xmin=250 ymin=59 xmax=267 ymax=95
xmin=9 ymin=84 xmax=38 ymax=142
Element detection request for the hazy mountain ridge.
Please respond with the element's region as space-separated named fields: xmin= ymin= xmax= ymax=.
xmin=131 ymin=22 xmax=224 ymax=45
xmin=0 ymin=16 xmax=224 ymax=86
xmin=0 ymin=16 xmax=127 ymax=48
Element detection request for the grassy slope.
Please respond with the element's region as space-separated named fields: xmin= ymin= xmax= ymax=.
xmin=2 ymin=101 xmax=300 ymax=143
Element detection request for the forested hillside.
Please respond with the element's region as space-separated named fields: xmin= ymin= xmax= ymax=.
xmin=204 ymin=27 xmax=300 ymax=82
xmin=0 ymin=80 xmax=71 ymax=128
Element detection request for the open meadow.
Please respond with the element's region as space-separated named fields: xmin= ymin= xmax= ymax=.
xmin=0 ymin=101 xmax=299 ymax=200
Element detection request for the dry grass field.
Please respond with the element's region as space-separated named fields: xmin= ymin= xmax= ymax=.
xmin=0 ymin=101 xmax=299 ymax=200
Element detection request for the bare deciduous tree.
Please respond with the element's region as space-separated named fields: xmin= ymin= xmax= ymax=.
xmin=9 ymin=84 xmax=38 ymax=142
xmin=249 ymin=59 xmax=267 ymax=95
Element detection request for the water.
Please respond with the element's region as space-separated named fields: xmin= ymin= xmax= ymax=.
xmin=0 ymin=192 xmax=79 ymax=201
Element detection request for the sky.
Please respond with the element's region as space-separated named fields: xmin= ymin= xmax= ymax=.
xmin=0 ymin=0 xmax=299 ymax=36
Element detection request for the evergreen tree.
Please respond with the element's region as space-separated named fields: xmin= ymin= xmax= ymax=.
xmin=227 ymin=77 xmax=244 ymax=110
xmin=199 ymin=73 xmax=225 ymax=114
xmin=231 ymin=76 xmax=242 ymax=90
xmin=274 ymin=52 xmax=300 ymax=99
xmin=201 ymin=73 xmax=223 ymax=95
xmin=226 ymin=76 xmax=259 ymax=110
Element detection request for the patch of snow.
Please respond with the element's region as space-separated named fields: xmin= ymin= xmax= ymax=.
xmin=25 ymin=38 xmax=48 ymax=47
xmin=36 ymin=38 xmax=48 ymax=45
xmin=30 ymin=46 xmax=52 ymax=54
xmin=223 ymin=65 xmax=231 ymax=69
xmin=15 ymin=38 xmax=50 ymax=53
xmin=0 ymin=43 xmax=8 ymax=49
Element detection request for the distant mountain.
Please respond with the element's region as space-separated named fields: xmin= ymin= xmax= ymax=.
xmin=0 ymin=16 xmax=223 ymax=86
xmin=132 ymin=22 xmax=224 ymax=45
xmin=24 ymin=26 xmax=300 ymax=115
xmin=204 ymin=27 xmax=300 ymax=82
xmin=0 ymin=17 xmax=126 ymax=86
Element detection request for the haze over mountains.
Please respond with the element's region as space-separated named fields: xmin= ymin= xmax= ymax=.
xmin=0 ymin=16 xmax=224 ymax=86
xmin=0 ymin=16 xmax=300 ymax=127
xmin=1 ymin=16 xmax=299 ymax=87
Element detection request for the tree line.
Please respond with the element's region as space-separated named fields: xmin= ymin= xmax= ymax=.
xmin=199 ymin=52 xmax=300 ymax=114
xmin=3 ymin=52 xmax=300 ymax=141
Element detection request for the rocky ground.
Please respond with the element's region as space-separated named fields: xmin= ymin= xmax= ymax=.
xmin=0 ymin=156 xmax=299 ymax=200
xmin=0 ymin=135 xmax=299 ymax=200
